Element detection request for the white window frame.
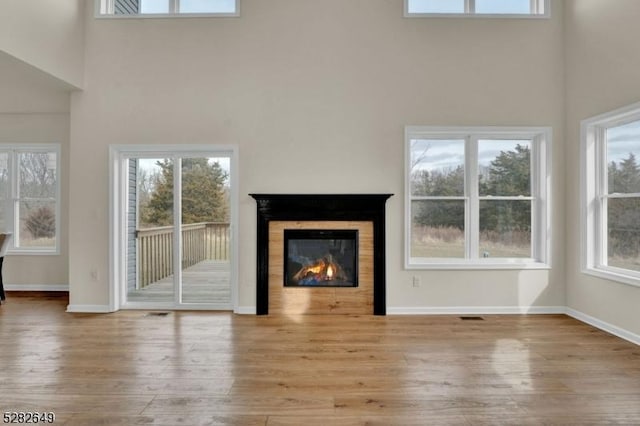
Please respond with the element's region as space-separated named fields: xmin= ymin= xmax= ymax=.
xmin=0 ymin=144 xmax=61 ymax=255
xmin=581 ymin=101 xmax=640 ymax=287
xmin=97 ymin=0 xmax=240 ymax=18
xmin=404 ymin=0 xmax=549 ymax=18
xmin=405 ymin=126 xmax=551 ymax=270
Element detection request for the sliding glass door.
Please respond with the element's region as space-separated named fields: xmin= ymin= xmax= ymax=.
xmin=111 ymin=146 xmax=236 ymax=310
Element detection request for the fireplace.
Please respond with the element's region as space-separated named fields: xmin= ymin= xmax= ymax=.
xmin=284 ymin=229 xmax=358 ymax=288
xmin=250 ymin=194 xmax=392 ymax=315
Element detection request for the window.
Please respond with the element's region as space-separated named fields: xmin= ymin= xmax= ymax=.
xmin=404 ymin=0 xmax=548 ymax=17
xmin=0 ymin=145 xmax=60 ymax=254
xmin=582 ymin=102 xmax=640 ymax=286
xmin=98 ymin=0 xmax=239 ymax=17
xmin=405 ymin=127 xmax=550 ymax=269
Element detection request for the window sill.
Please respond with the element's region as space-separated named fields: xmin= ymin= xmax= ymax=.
xmin=406 ymin=259 xmax=551 ymax=270
xmin=582 ymin=267 xmax=640 ymax=289
xmin=7 ymin=249 xmax=60 ymax=256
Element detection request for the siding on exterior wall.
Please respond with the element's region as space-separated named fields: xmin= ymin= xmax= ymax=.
xmin=127 ymin=159 xmax=137 ymax=292
xmin=115 ymin=0 xmax=139 ymax=15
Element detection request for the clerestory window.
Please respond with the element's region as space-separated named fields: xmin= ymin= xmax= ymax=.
xmin=98 ymin=0 xmax=239 ymax=17
xmin=582 ymin=102 xmax=640 ymax=287
xmin=404 ymin=0 xmax=549 ymax=18
xmin=405 ymin=127 xmax=551 ymax=269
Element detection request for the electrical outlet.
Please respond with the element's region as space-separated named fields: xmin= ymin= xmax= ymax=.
xmin=412 ymin=276 xmax=420 ymax=288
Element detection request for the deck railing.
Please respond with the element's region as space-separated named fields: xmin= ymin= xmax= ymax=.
xmin=137 ymin=222 xmax=230 ymax=288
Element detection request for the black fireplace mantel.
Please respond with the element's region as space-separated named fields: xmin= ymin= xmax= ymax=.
xmin=249 ymin=193 xmax=393 ymax=315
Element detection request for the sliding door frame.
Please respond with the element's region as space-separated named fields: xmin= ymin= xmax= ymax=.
xmin=109 ymin=144 xmax=238 ymax=312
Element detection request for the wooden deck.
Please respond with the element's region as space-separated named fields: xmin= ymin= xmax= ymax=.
xmin=127 ymin=260 xmax=231 ymax=305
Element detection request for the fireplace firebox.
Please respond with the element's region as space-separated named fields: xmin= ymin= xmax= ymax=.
xmin=284 ymin=230 xmax=358 ymax=287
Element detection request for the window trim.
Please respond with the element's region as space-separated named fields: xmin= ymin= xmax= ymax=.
xmin=581 ymin=101 xmax=640 ymax=288
xmin=405 ymin=126 xmax=551 ymax=270
xmin=0 ymin=144 xmax=61 ymax=256
xmin=96 ymin=0 xmax=240 ymax=18
xmin=403 ymin=0 xmax=550 ymax=19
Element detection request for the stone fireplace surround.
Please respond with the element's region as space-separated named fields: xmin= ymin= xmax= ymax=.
xmin=249 ymin=194 xmax=392 ymax=315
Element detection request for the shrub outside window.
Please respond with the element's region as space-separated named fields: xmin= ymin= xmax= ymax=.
xmin=405 ymin=127 xmax=551 ymax=269
xmin=0 ymin=146 xmax=60 ymax=254
xmin=582 ymin=103 xmax=640 ymax=286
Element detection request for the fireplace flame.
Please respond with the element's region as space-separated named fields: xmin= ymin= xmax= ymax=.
xmin=293 ymin=255 xmax=347 ymax=285
xmin=307 ymin=265 xmax=322 ymax=275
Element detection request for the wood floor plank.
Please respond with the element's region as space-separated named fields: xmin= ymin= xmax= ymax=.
xmin=63 ymin=414 xmax=267 ymax=426
xmin=266 ymin=415 xmax=469 ymax=426
xmin=1 ymin=292 xmax=640 ymax=424
xmin=1 ymin=394 xmax=155 ymax=415
xmin=332 ymin=394 xmax=526 ymax=417
xmin=142 ymin=395 xmax=336 ymax=416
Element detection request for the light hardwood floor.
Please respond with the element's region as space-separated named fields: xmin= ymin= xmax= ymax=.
xmin=1 ymin=292 xmax=640 ymax=425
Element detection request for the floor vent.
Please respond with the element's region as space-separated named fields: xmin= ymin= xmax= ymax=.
xmin=145 ymin=312 xmax=171 ymax=317
xmin=459 ymin=316 xmax=484 ymax=321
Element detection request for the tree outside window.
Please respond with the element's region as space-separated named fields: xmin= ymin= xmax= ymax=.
xmin=406 ymin=127 xmax=550 ymax=268
xmin=137 ymin=157 xmax=230 ymax=229
xmin=605 ymin=122 xmax=640 ymax=273
xmin=0 ymin=147 xmax=59 ymax=253
xmin=582 ymin=103 xmax=640 ymax=286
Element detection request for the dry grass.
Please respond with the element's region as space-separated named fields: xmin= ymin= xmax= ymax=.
xmin=411 ymin=226 xmax=531 ymax=258
xmin=14 ymin=236 xmax=56 ymax=248
xmin=609 ymin=256 xmax=640 ymax=273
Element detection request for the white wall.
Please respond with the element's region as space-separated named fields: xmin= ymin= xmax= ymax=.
xmin=0 ymin=0 xmax=84 ymax=89
xmin=564 ymin=0 xmax=640 ymax=335
xmin=69 ymin=0 xmax=566 ymax=310
xmin=0 ymin=53 xmax=71 ymax=288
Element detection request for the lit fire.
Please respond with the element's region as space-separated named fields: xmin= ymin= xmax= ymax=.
xmin=293 ymin=255 xmax=346 ymax=285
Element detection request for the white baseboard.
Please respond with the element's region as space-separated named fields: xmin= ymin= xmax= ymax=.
xmin=387 ymin=306 xmax=638 ymax=346
xmin=5 ymin=284 xmax=69 ymax=292
xmin=66 ymin=304 xmax=113 ymax=313
xmin=235 ymin=306 xmax=256 ymax=315
xmin=565 ymin=307 xmax=640 ymax=346
xmin=387 ymin=306 xmax=566 ymax=315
